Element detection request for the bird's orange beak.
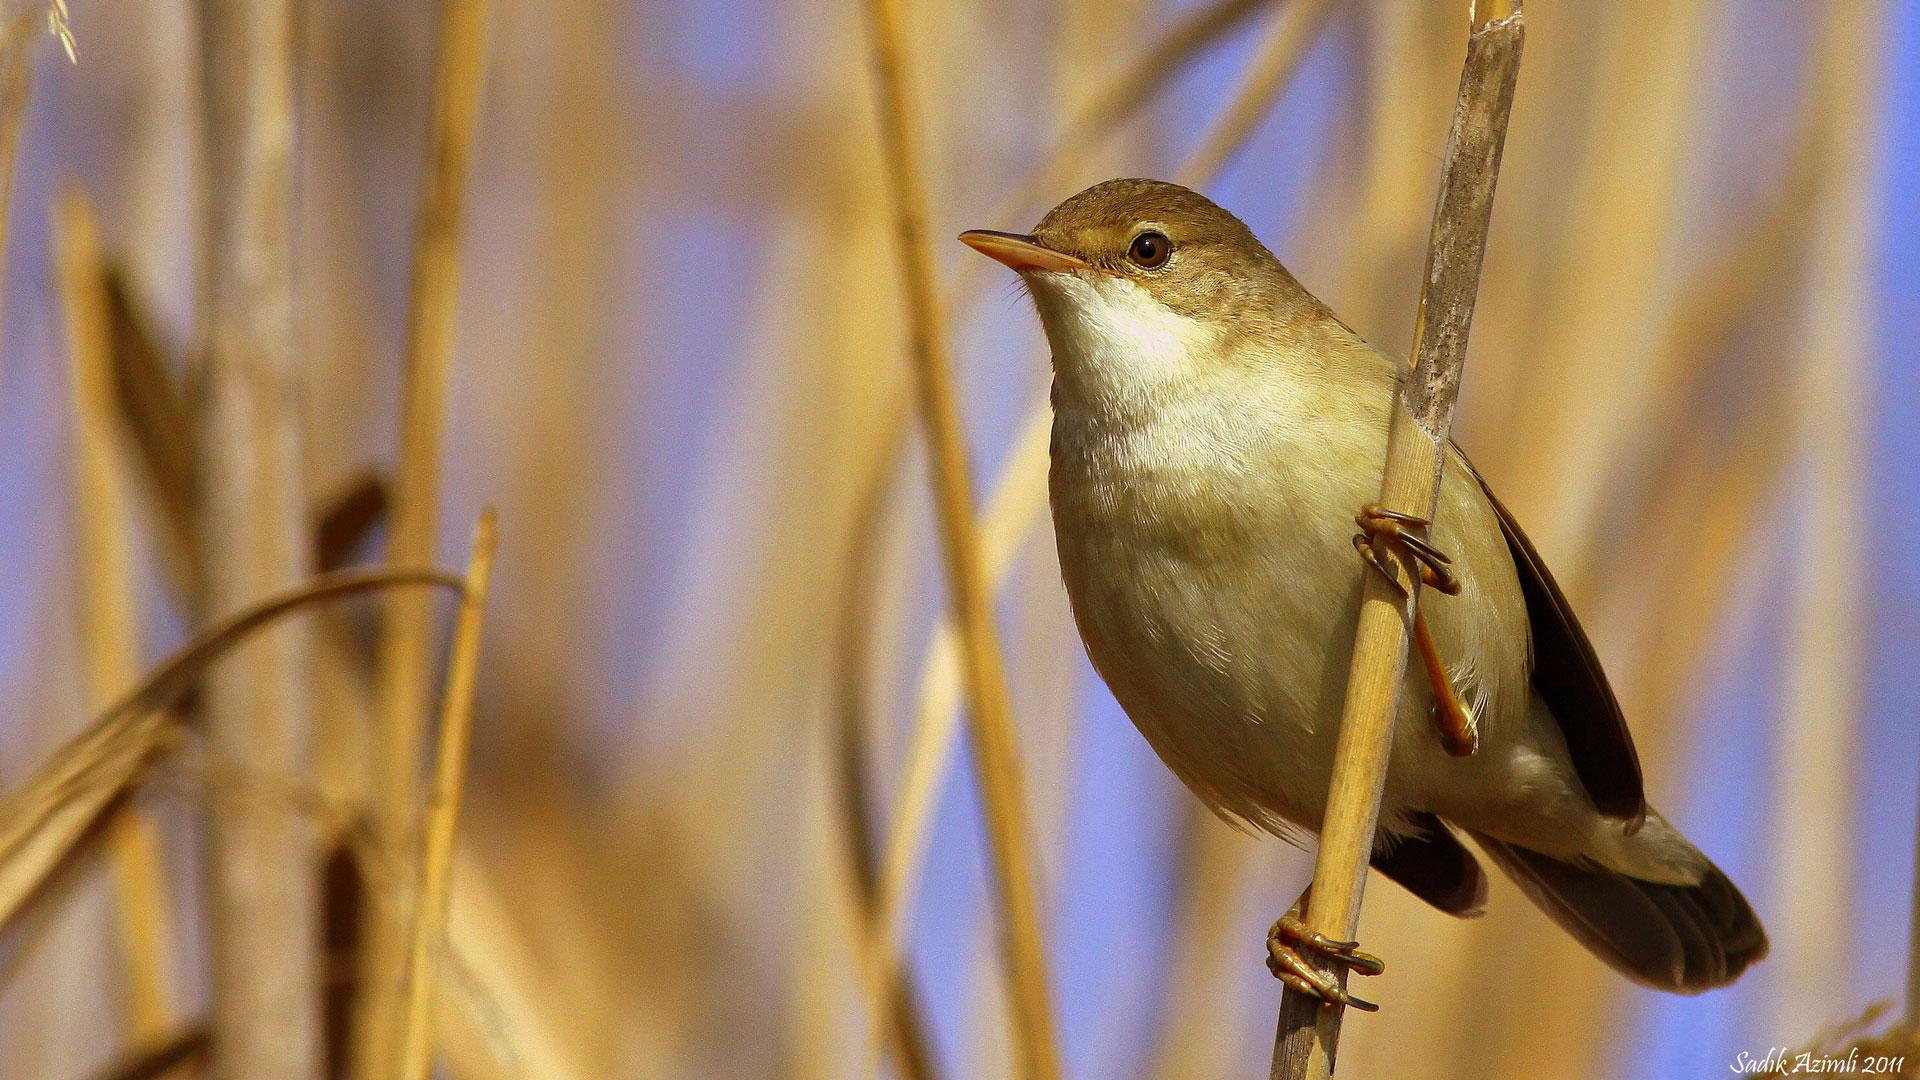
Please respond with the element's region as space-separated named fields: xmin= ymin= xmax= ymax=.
xmin=958 ymin=230 xmax=1088 ymax=272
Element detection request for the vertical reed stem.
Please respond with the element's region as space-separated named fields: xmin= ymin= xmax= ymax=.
xmin=0 ymin=7 xmax=37 ymax=294
xmin=55 ymin=187 xmax=178 ymax=1057
xmin=1269 ymin=6 xmax=1522 ymax=1079
xmin=858 ymin=0 xmax=1064 ymax=1077
xmin=394 ymin=510 xmax=497 ymax=1080
xmin=364 ymin=0 xmax=494 ymax=1071
xmin=196 ymin=0 xmax=321 ymax=1075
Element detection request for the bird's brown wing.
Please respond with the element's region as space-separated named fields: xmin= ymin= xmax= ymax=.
xmin=1371 ymin=812 xmax=1487 ymax=917
xmin=1453 ymin=449 xmax=1647 ymax=828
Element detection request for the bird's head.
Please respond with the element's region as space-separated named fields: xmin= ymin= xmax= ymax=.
xmin=961 ymin=178 xmax=1328 ymax=408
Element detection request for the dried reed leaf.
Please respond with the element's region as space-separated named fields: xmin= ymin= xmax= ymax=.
xmin=0 ymin=713 xmax=169 ymax=943
xmin=315 ymin=471 xmax=390 ymax=575
xmin=47 ymin=0 xmax=74 ymax=62
xmin=395 ymin=511 xmax=497 ymax=1080
xmin=104 ymin=270 xmax=198 ymax=596
xmin=0 ymin=568 xmax=463 ymax=942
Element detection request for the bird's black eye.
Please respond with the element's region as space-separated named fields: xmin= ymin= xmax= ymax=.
xmin=1127 ymin=231 xmax=1171 ymax=269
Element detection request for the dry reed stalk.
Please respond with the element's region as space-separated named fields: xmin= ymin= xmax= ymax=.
xmin=364 ymin=0 xmax=496 ymax=1071
xmin=101 ymin=811 xmax=173 ymax=1043
xmin=198 ymin=0 xmax=322 ymax=1071
xmin=859 ymin=0 xmax=1063 ymax=1075
xmin=392 ymin=510 xmax=496 ymax=1080
xmin=1174 ymin=0 xmax=1336 ymax=189
xmin=1269 ymin=6 xmax=1522 ymax=1079
xmin=870 ymin=405 xmax=1050 ymax=978
xmin=55 ymin=187 xmax=178 ymax=1053
xmin=1774 ymin=0 xmax=1878 ymax=1036
xmin=1331 ymin=6 xmax=1772 ymax=1068
xmin=0 ymin=5 xmax=38 ymax=298
xmin=0 ymin=567 xmax=464 ymax=941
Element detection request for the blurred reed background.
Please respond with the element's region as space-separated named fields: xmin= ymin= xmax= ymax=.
xmin=0 ymin=0 xmax=1916 ymax=1078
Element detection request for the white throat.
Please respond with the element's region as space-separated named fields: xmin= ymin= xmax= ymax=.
xmin=1025 ymin=271 xmax=1217 ymax=419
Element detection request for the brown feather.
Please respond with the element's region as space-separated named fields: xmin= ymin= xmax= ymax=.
xmin=1455 ymin=450 xmax=1648 ymax=828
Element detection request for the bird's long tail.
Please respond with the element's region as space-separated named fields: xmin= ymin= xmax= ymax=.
xmin=1467 ymin=827 xmax=1768 ymax=993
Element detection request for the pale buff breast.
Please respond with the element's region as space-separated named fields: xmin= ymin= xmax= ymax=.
xmin=1047 ymin=342 xmax=1537 ymax=841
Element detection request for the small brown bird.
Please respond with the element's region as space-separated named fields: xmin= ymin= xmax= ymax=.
xmin=961 ymin=178 xmax=1766 ymax=1008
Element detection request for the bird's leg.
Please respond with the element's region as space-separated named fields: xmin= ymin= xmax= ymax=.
xmin=1266 ymin=889 xmax=1385 ymax=1012
xmin=1414 ymin=608 xmax=1479 ymax=756
xmin=1353 ymin=505 xmax=1461 ymax=598
xmin=1355 ymin=505 xmax=1475 ymax=753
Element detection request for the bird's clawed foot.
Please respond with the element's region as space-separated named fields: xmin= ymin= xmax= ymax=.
xmin=1266 ymin=909 xmax=1385 ymax=1012
xmin=1353 ymin=505 xmax=1460 ymax=598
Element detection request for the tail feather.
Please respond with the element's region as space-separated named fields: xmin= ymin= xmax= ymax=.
xmin=1468 ymin=830 xmax=1767 ymax=993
